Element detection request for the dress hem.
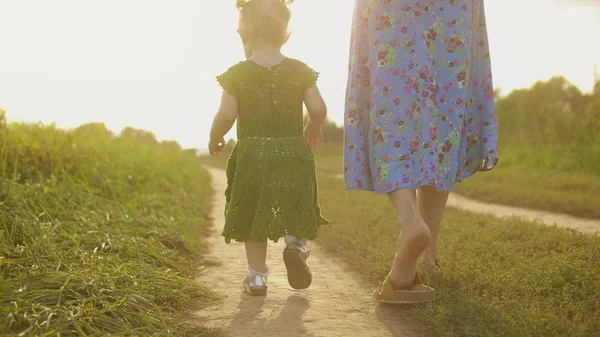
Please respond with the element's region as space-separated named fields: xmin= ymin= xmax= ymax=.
xmin=344 ymin=156 xmax=499 ymax=195
xmin=221 ymin=218 xmax=330 ymax=244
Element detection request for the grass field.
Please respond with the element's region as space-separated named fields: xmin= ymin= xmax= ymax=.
xmin=201 ymin=152 xmax=600 ymax=337
xmin=1 ymin=121 xmax=219 ymax=336
xmin=451 ymin=147 xmax=600 ymax=219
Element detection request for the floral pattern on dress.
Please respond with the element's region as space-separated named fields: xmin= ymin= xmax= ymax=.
xmin=344 ymin=0 xmax=499 ymax=193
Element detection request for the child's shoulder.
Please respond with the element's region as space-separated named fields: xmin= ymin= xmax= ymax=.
xmin=216 ymin=61 xmax=250 ymax=84
xmin=216 ymin=58 xmax=318 ymax=92
xmin=216 ymin=61 xmax=250 ymax=96
xmin=219 ymin=58 xmax=316 ymax=76
xmin=224 ymin=58 xmax=311 ymax=69
xmin=285 ymin=58 xmax=319 ymax=85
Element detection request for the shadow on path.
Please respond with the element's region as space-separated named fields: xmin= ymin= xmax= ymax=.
xmin=225 ymin=293 xmax=267 ymax=332
xmin=263 ymin=295 xmax=315 ymax=337
xmin=375 ymin=303 xmax=419 ymax=337
xmin=224 ymin=294 xmax=314 ymax=337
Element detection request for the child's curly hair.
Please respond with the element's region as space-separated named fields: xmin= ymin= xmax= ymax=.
xmin=236 ymin=0 xmax=294 ymax=47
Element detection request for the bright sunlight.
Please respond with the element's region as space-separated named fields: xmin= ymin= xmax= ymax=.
xmin=0 ymin=0 xmax=598 ymax=149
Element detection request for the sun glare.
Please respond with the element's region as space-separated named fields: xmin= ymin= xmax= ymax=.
xmin=0 ymin=0 xmax=598 ymax=148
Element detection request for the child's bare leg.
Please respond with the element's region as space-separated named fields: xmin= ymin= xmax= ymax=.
xmin=417 ymin=186 xmax=449 ymax=266
xmin=245 ymin=240 xmax=268 ymax=273
xmin=387 ymin=188 xmax=431 ymax=290
xmin=243 ymin=240 xmax=269 ymax=296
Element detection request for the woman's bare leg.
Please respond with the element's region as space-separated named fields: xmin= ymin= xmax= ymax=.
xmin=387 ymin=188 xmax=431 ymax=289
xmin=417 ymin=186 xmax=450 ymax=266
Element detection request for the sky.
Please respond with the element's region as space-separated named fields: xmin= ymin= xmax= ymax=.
xmin=1 ymin=0 xmax=599 ymax=149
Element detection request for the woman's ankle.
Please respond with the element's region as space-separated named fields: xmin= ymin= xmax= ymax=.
xmin=396 ymin=218 xmax=431 ymax=253
xmin=423 ymin=242 xmax=437 ymax=265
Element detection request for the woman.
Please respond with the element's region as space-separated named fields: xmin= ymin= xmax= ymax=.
xmin=344 ymin=0 xmax=498 ymax=303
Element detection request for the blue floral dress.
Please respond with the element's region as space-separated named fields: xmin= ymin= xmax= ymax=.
xmin=344 ymin=0 xmax=499 ymax=193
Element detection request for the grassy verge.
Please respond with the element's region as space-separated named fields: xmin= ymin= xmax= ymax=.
xmin=310 ymin=144 xmax=600 ymax=219
xmin=454 ymin=146 xmax=600 ymax=219
xmin=316 ymin=174 xmax=600 ymax=337
xmin=1 ymin=122 xmax=219 ymax=336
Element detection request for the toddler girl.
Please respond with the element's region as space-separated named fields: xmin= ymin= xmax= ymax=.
xmin=208 ymin=0 xmax=329 ymax=296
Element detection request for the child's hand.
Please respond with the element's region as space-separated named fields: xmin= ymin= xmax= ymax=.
xmin=208 ymin=138 xmax=226 ymax=156
xmin=304 ymin=120 xmax=323 ymax=149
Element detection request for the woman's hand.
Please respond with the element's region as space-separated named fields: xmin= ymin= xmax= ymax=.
xmin=209 ymin=138 xmax=226 ymax=156
xmin=304 ymin=120 xmax=323 ymax=149
xmin=478 ymin=157 xmax=496 ymax=171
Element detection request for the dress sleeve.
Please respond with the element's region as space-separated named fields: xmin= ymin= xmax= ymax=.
xmin=302 ymin=63 xmax=320 ymax=90
xmin=216 ymin=65 xmax=239 ymax=97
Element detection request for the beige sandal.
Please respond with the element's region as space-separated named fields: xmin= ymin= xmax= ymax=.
xmin=374 ymin=273 xmax=438 ymax=304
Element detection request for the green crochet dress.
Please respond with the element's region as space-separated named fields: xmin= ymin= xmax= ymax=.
xmin=216 ymin=58 xmax=330 ymax=244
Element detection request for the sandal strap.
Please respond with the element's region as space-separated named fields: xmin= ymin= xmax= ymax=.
xmin=374 ymin=273 xmax=421 ymax=295
xmin=245 ymin=273 xmax=268 ymax=288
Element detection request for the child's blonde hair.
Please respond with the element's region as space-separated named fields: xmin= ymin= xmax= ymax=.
xmin=236 ymin=0 xmax=294 ymax=47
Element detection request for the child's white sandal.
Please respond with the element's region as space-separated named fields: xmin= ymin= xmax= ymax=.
xmin=243 ymin=266 xmax=270 ymax=296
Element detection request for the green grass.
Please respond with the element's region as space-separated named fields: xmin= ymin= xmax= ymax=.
xmin=0 ymin=122 xmax=219 ymax=336
xmin=315 ymin=174 xmax=600 ymax=337
xmin=454 ymin=146 xmax=600 ymax=219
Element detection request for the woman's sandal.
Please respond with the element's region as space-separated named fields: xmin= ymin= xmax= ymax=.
xmin=374 ymin=273 xmax=438 ymax=304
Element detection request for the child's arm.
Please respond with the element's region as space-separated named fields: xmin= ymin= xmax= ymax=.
xmin=208 ymin=91 xmax=238 ymax=156
xmin=303 ymin=84 xmax=327 ymax=149
xmin=304 ymin=85 xmax=327 ymax=126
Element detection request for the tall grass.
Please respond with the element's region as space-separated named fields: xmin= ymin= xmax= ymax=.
xmin=495 ymin=77 xmax=600 ymax=174
xmin=0 ymin=118 xmax=218 ymax=336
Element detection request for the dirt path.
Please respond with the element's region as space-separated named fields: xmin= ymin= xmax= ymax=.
xmin=447 ymin=193 xmax=600 ymax=234
xmin=195 ymin=167 xmax=417 ymax=337
xmin=328 ymin=173 xmax=600 ymax=234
